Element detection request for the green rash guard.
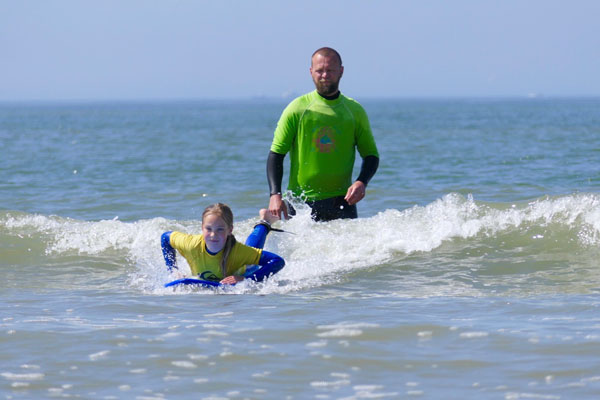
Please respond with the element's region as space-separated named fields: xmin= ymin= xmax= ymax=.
xmin=270 ymin=90 xmax=379 ymax=201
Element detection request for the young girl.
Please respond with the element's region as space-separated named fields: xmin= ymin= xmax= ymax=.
xmin=161 ymin=203 xmax=284 ymax=285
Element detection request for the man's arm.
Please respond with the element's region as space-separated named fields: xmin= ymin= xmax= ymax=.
xmin=266 ymin=151 xmax=288 ymax=219
xmin=356 ymin=155 xmax=379 ymax=186
xmin=344 ymin=155 xmax=379 ymax=206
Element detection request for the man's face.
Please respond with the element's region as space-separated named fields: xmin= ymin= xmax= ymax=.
xmin=310 ymin=53 xmax=344 ymax=96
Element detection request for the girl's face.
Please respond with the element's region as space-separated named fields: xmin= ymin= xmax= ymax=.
xmin=202 ymin=213 xmax=232 ymax=254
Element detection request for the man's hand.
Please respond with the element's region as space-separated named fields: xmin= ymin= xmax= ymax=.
xmin=344 ymin=181 xmax=366 ymax=206
xmin=268 ymin=193 xmax=289 ymax=220
xmin=259 ymin=208 xmax=280 ymax=224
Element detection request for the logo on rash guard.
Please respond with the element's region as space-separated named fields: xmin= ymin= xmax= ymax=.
xmin=200 ymin=271 xmax=220 ymax=281
xmin=314 ymin=126 xmax=336 ymax=153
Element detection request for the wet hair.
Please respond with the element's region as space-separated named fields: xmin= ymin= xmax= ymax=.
xmin=311 ymin=47 xmax=343 ymax=66
xmin=202 ymin=203 xmax=236 ymax=278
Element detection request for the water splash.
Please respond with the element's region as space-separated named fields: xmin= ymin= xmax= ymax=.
xmin=3 ymin=192 xmax=600 ymax=295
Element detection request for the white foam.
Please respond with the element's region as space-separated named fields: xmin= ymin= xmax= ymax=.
xmin=316 ymin=322 xmax=378 ymax=338
xmin=5 ymin=192 xmax=600 ymax=295
xmin=317 ymin=329 xmax=363 ymax=338
xmin=310 ymin=379 xmax=351 ymax=388
xmin=171 ymin=361 xmax=197 ymax=368
xmin=1 ymin=372 xmax=45 ymax=381
xmin=459 ymin=331 xmax=489 ymax=339
xmin=88 ymin=350 xmax=110 ymax=361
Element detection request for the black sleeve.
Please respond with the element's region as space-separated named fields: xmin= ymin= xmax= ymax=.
xmin=267 ymin=151 xmax=285 ymax=195
xmin=356 ymin=155 xmax=379 ymax=186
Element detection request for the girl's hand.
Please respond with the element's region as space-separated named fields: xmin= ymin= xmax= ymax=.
xmin=220 ymin=275 xmax=244 ymax=285
xmin=173 ymin=271 xmax=185 ymax=279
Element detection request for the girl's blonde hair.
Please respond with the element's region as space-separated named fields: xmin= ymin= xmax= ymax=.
xmin=202 ymin=203 xmax=236 ymax=278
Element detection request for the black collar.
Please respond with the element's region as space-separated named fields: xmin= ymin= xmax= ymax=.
xmin=317 ymin=91 xmax=341 ymax=100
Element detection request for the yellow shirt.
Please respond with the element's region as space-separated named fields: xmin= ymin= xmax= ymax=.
xmin=169 ymin=231 xmax=262 ymax=281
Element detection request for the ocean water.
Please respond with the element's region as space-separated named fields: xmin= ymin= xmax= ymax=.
xmin=1 ymin=97 xmax=600 ymax=399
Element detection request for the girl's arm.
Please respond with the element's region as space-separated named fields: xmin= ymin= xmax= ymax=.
xmin=161 ymin=231 xmax=178 ymax=272
xmin=221 ymin=216 xmax=286 ymax=284
xmin=244 ymin=220 xmax=285 ymax=281
xmin=245 ymin=222 xmax=269 ymax=249
xmin=222 ymin=221 xmax=286 ymax=283
xmin=244 ymin=250 xmax=285 ymax=282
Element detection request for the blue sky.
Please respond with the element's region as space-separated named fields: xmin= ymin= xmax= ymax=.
xmin=1 ymin=0 xmax=599 ymax=100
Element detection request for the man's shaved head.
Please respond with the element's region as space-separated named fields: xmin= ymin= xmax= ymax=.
xmin=311 ymin=47 xmax=342 ymax=66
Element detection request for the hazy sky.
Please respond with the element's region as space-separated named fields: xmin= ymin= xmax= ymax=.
xmin=1 ymin=0 xmax=599 ymax=101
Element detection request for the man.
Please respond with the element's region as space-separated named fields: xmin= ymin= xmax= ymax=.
xmin=267 ymin=47 xmax=379 ymax=222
